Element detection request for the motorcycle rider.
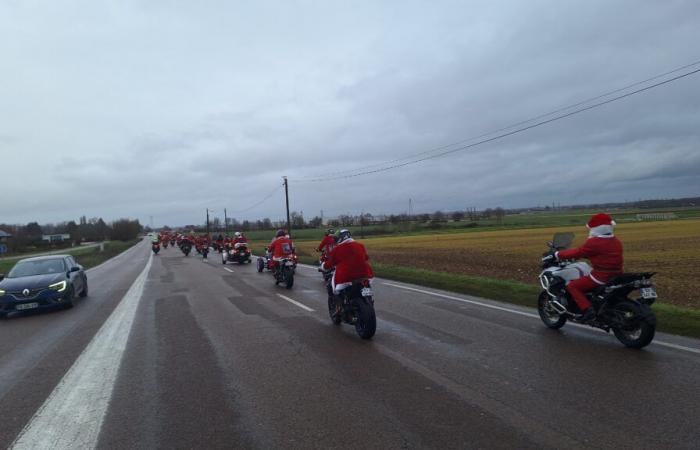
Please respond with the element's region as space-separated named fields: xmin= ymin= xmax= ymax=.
xmin=268 ymin=229 xmax=294 ymax=274
xmin=316 ymin=228 xmax=336 ymax=269
xmin=233 ymin=231 xmax=248 ymax=246
xmin=550 ymin=213 xmax=624 ymax=321
xmin=322 ymin=229 xmax=374 ymax=295
xmin=316 ymin=228 xmax=336 ymax=254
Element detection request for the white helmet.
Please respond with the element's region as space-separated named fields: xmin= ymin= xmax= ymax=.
xmin=234 ymin=232 xmax=242 ymax=238
xmin=337 ymin=229 xmax=352 ymax=243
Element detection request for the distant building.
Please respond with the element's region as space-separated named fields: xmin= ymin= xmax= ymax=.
xmin=42 ymin=234 xmax=71 ymax=243
xmin=0 ymin=230 xmax=11 ymax=241
xmin=636 ymin=213 xmax=677 ymax=221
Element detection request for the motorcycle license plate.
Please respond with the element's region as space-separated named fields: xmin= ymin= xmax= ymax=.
xmin=641 ymin=287 xmax=657 ymax=299
xmin=361 ymin=287 xmax=372 ymax=297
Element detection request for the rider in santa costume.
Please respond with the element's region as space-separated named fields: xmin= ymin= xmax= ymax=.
xmin=556 ymin=213 xmax=624 ymax=321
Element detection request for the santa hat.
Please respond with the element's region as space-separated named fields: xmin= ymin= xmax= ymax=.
xmin=587 ymin=213 xmax=616 ymax=237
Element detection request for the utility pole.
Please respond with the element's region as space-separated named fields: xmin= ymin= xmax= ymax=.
xmin=206 ymin=208 xmax=210 ymax=236
xmin=360 ymin=209 xmax=364 ymax=239
xmin=283 ymin=176 xmax=291 ymax=238
xmin=224 ymin=208 xmax=228 ymax=234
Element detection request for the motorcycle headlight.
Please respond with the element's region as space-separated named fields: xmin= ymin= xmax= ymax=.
xmin=0 ymin=289 xmax=5 ymax=296
xmin=49 ymin=280 xmax=67 ymax=292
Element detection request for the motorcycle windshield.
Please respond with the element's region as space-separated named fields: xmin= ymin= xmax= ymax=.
xmin=552 ymin=232 xmax=575 ymax=250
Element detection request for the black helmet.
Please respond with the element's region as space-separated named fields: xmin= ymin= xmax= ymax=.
xmin=276 ymin=229 xmax=286 ymax=237
xmin=327 ymin=228 xmax=335 ymax=235
xmin=337 ymin=229 xmax=352 ymax=243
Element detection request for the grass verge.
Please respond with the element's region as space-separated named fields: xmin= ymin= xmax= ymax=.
xmin=299 ymin=257 xmax=700 ymax=340
xmin=0 ymin=240 xmax=140 ymax=275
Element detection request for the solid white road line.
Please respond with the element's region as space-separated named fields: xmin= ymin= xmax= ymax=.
xmin=385 ymin=282 xmax=700 ymax=355
xmin=224 ymin=267 xmax=234 ymax=273
xmin=384 ymin=282 xmax=539 ymax=319
xmin=11 ymin=253 xmax=154 ymax=450
xmin=276 ymin=294 xmax=315 ymax=312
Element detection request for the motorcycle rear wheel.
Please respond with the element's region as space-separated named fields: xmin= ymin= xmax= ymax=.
xmin=328 ymin=296 xmax=342 ymax=325
xmin=354 ymin=298 xmax=376 ymax=339
xmin=611 ymin=301 xmax=656 ymax=349
xmin=537 ymin=291 xmax=567 ymax=329
xmin=257 ymin=258 xmax=264 ymax=272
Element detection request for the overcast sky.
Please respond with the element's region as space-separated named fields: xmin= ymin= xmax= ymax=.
xmin=2 ymin=0 xmax=699 ymax=227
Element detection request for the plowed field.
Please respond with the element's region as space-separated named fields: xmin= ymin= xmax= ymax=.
xmin=292 ymin=220 xmax=700 ymax=308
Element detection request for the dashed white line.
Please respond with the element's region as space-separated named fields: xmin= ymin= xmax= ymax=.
xmin=385 ymin=282 xmax=700 ymax=355
xmin=11 ymin=253 xmax=154 ymax=450
xmin=276 ymin=294 xmax=315 ymax=312
xmin=224 ymin=267 xmax=234 ymax=273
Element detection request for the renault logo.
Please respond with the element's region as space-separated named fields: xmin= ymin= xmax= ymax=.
xmin=22 ymin=289 xmax=30 ymax=296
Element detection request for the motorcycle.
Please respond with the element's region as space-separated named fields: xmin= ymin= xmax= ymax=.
xmin=537 ymin=232 xmax=657 ymax=348
xmin=327 ymin=278 xmax=376 ymax=339
xmin=151 ymin=242 xmax=161 ymax=255
xmin=163 ymin=240 xmax=169 ymax=249
xmin=223 ymin=242 xmax=252 ymax=265
xmin=272 ymin=256 xmax=296 ymax=289
xmin=180 ymin=241 xmax=192 ymax=256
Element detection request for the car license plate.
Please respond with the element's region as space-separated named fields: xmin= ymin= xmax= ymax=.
xmin=16 ymin=302 xmax=39 ymax=311
xmin=641 ymin=287 xmax=657 ymax=299
xmin=361 ymin=287 xmax=372 ymax=297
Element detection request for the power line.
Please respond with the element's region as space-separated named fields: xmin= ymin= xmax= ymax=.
xmin=293 ymin=67 xmax=700 ymax=182
xmin=293 ymin=59 xmax=700 ymax=181
xmin=227 ymin=185 xmax=282 ymax=214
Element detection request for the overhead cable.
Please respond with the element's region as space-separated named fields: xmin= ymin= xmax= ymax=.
xmin=293 ymin=66 xmax=700 ymax=182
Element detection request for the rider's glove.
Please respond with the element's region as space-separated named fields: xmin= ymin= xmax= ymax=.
xmin=541 ymin=252 xmax=557 ymax=263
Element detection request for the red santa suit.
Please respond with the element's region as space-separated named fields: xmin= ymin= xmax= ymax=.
xmin=268 ymin=236 xmax=294 ymax=269
xmin=556 ymin=213 xmax=624 ymax=312
xmin=322 ymin=238 xmax=374 ymax=293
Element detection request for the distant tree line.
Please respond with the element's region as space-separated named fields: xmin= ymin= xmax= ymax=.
xmin=0 ymin=216 xmax=142 ymax=252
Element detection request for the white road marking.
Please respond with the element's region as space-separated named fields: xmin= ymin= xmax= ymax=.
xmin=384 ymin=282 xmax=700 ymax=355
xmin=385 ymin=282 xmax=539 ymax=319
xmin=276 ymin=294 xmax=315 ymax=312
xmin=653 ymin=341 xmax=700 ymax=355
xmin=11 ymin=253 xmax=154 ymax=450
xmin=224 ymin=267 xmax=234 ymax=273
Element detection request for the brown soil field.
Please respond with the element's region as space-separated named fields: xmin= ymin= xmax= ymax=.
xmin=289 ymin=219 xmax=700 ymax=309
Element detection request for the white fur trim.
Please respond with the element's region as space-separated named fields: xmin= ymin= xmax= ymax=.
xmin=589 ymin=273 xmax=606 ymax=285
xmin=588 ymin=224 xmax=614 ymax=237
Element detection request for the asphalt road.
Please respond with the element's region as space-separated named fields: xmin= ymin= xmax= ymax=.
xmin=1 ymin=240 xmax=699 ymax=449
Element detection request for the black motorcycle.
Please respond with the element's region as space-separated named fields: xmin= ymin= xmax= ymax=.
xmin=538 ymin=232 xmax=657 ymax=348
xmin=180 ymin=241 xmax=192 ymax=257
xmin=273 ymin=257 xmax=295 ymax=289
xmin=327 ymin=279 xmax=376 ymax=339
xmin=151 ymin=242 xmax=160 ymax=255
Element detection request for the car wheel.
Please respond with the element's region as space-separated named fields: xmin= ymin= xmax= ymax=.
xmin=63 ymin=287 xmax=75 ymax=309
xmin=79 ymin=280 xmax=88 ymax=298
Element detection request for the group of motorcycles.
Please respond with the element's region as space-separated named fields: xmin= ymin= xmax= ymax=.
xmin=149 ymin=229 xmax=659 ymax=347
xmin=256 ymin=247 xmax=376 ymax=339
